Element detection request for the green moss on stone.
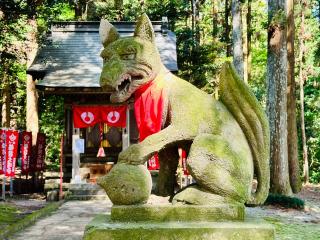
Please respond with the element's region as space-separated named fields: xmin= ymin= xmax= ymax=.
xmin=97 ymin=163 xmax=152 ymax=205
xmin=111 ymin=204 xmax=244 ymax=222
xmin=84 ymin=214 xmax=275 ymax=240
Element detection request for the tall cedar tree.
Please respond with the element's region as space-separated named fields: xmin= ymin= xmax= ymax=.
xmin=231 ymin=0 xmax=244 ymax=79
xmin=287 ymin=0 xmax=302 ymax=192
xmin=267 ymin=0 xmax=292 ymax=195
xmin=299 ymin=0 xmax=309 ymax=183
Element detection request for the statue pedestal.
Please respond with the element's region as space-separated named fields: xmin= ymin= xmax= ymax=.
xmin=83 ymin=205 xmax=275 ymax=240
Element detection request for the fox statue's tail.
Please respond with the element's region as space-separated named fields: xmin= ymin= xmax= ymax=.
xmin=219 ymin=62 xmax=270 ymax=205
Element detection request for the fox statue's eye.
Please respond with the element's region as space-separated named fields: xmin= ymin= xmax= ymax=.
xmin=121 ymin=53 xmax=136 ymax=60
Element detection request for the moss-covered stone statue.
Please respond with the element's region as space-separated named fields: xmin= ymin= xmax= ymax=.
xmin=98 ymin=14 xmax=270 ymax=207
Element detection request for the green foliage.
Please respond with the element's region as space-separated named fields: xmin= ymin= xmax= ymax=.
xmin=39 ymin=95 xmax=64 ymax=171
xmin=265 ymin=194 xmax=305 ymax=209
xmin=0 ymin=2 xmax=30 ymax=129
xmin=0 ymin=0 xmax=319 ymax=183
xmin=295 ymin=3 xmax=320 ymax=183
xmin=303 ymin=76 xmax=320 ymax=183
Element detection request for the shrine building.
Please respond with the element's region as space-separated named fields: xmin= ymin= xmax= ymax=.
xmin=27 ymin=20 xmax=178 ymax=190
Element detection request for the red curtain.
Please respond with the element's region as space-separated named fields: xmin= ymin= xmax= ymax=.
xmin=73 ymin=106 xmax=101 ymax=128
xmin=73 ymin=105 xmax=127 ymax=128
xmin=100 ymin=106 xmax=127 ymax=127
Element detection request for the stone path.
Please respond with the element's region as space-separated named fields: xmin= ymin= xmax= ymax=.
xmin=10 ymin=200 xmax=112 ymax=240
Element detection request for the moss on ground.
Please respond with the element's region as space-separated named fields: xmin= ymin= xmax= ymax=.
xmin=265 ymin=217 xmax=320 ymax=240
xmin=0 ymin=203 xmax=21 ymax=227
xmin=0 ymin=201 xmax=64 ymax=239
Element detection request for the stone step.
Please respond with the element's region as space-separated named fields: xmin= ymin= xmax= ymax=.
xmin=111 ymin=204 xmax=244 ymax=222
xmin=66 ymin=183 xmax=107 ymax=201
xmin=44 ymin=182 xmax=70 ymax=191
xmin=69 ymin=183 xmax=103 ymax=191
xmin=66 ymin=194 xmax=108 ymax=201
xmin=83 ymin=214 xmax=275 ymax=240
xmin=69 ymin=189 xmax=106 ymax=196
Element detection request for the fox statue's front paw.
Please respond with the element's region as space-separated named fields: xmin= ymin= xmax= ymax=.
xmin=118 ymin=144 xmax=146 ymax=165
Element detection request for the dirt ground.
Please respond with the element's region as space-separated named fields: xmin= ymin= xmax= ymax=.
xmin=247 ymin=184 xmax=320 ymax=224
xmin=2 ymin=185 xmax=320 ymax=224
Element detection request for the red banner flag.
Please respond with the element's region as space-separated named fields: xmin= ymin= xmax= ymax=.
xmin=100 ymin=105 xmax=127 ymax=127
xmin=35 ymin=133 xmax=46 ymax=171
xmin=147 ymin=153 xmax=160 ymax=171
xmin=5 ymin=130 xmax=19 ymax=177
xmin=0 ymin=129 xmax=6 ymax=174
xmin=181 ymin=149 xmax=189 ymax=176
xmin=21 ymin=131 xmax=32 ymax=174
xmin=73 ymin=106 xmax=101 ymax=128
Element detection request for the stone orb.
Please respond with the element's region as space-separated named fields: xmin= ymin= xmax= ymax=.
xmin=97 ymin=163 xmax=152 ymax=205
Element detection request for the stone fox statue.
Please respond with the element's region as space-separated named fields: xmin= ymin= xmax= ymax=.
xmin=99 ymin=14 xmax=270 ymax=206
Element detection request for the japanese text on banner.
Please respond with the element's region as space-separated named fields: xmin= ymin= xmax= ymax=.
xmin=21 ymin=131 xmax=32 ymax=174
xmin=5 ymin=130 xmax=19 ymax=177
xmin=35 ymin=133 xmax=46 ymax=171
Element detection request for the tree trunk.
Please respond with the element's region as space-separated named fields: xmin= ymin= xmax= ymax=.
xmin=212 ymin=0 xmax=218 ymax=40
xmin=318 ymin=0 xmax=320 ymax=22
xmin=232 ymin=0 xmax=244 ymax=79
xmin=225 ymin=0 xmax=232 ymax=56
xmin=26 ymin=19 xmax=39 ymax=145
xmin=26 ymin=75 xmax=39 ymax=145
xmin=267 ymin=0 xmax=292 ymax=195
xmin=287 ymin=0 xmax=301 ymax=193
xmin=1 ymin=63 xmax=11 ymax=128
xmin=75 ymin=0 xmax=87 ymax=19
xmin=299 ymin=0 xmax=309 ymax=184
xmin=247 ymin=0 xmax=252 ymax=83
xmin=242 ymin=2 xmax=248 ymax=83
xmin=114 ymin=0 xmax=124 ymax=20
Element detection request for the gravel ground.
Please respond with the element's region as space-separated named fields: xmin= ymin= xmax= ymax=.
xmin=246 ymin=184 xmax=320 ymax=224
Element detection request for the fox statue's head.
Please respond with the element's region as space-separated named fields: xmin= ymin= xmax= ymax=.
xmin=99 ymin=14 xmax=164 ymax=103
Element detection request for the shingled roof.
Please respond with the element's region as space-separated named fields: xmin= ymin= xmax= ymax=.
xmin=27 ymin=21 xmax=178 ymax=93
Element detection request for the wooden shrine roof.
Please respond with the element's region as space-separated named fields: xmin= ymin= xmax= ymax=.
xmin=27 ymin=21 xmax=178 ymax=93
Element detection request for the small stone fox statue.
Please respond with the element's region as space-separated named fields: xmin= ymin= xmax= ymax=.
xmin=99 ymin=14 xmax=270 ymax=206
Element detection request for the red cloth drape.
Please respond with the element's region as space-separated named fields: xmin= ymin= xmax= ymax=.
xmin=134 ymin=75 xmax=167 ymax=170
xmin=134 ymin=76 xmax=166 ymax=142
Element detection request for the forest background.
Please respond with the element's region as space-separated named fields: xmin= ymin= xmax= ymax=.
xmin=0 ymin=0 xmax=319 ymax=190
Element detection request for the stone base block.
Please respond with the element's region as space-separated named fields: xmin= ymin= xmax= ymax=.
xmin=83 ymin=214 xmax=275 ymax=240
xmin=111 ymin=204 xmax=244 ymax=222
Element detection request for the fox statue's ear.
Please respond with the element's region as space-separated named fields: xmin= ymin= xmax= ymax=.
xmin=99 ymin=19 xmax=120 ymax=47
xmin=134 ymin=14 xmax=155 ymax=43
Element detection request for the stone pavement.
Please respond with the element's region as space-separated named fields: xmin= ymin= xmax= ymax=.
xmin=10 ymin=200 xmax=112 ymax=240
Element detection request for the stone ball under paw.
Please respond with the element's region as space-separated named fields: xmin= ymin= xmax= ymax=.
xmin=97 ymin=163 xmax=152 ymax=205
